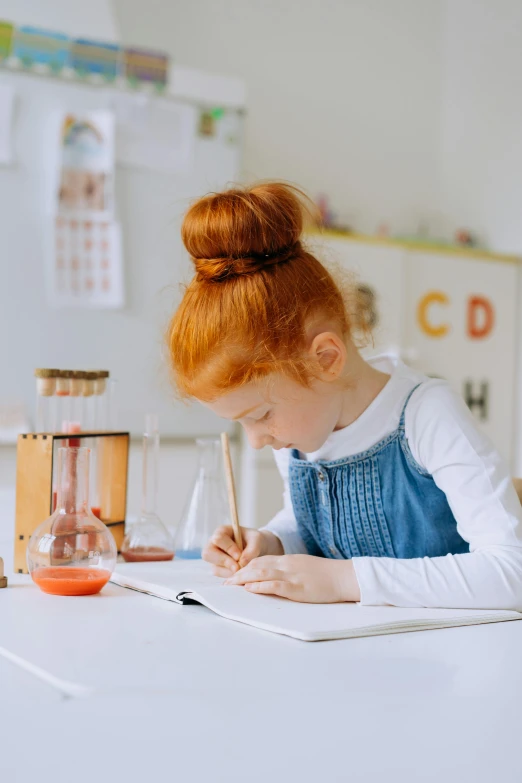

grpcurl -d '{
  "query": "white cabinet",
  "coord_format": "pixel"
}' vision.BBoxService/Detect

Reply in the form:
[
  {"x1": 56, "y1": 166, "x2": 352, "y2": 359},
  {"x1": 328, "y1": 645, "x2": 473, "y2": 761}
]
[
  {"x1": 308, "y1": 236, "x2": 405, "y2": 357},
  {"x1": 404, "y1": 251, "x2": 518, "y2": 464},
  {"x1": 316, "y1": 234, "x2": 520, "y2": 466}
]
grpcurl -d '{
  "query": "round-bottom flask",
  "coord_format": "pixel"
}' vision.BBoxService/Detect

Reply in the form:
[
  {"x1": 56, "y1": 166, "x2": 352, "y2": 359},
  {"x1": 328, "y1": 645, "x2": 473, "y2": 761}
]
[{"x1": 27, "y1": 447, "x2": 117, "y2": 595}]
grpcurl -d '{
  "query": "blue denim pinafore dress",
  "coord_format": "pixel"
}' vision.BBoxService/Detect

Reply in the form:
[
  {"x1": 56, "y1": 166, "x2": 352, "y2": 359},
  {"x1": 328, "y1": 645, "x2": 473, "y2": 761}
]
[{"x1": 289, "y1": 385, "x2": 469, "y2": 560}]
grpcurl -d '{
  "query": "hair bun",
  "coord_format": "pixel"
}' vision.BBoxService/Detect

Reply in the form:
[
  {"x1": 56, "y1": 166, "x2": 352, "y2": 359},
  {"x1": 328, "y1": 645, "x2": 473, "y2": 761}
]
[
  {"x1": 193, "y1": 241, "x2": 302, "y2": 283},
  {"x1": 181, "y1": 183, "x2": 309, "y2": 282}
]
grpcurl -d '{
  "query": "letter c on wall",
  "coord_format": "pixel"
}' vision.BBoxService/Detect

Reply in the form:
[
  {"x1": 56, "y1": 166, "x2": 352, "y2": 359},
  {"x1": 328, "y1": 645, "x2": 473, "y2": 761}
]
[{"x1": 417, "y1": 291, "x2": 449, "y2": 338}]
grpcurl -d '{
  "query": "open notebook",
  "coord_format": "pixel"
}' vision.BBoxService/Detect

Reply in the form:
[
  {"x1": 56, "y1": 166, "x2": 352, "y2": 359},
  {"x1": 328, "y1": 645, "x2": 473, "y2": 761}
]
[{"x1": 110, "y1": 560, "x2": 521, "y2": 642}]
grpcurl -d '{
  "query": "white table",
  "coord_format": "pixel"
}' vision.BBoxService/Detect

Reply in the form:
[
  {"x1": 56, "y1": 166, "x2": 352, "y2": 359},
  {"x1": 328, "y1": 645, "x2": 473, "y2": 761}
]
[{"x1": 1, "y1": 518, "x2": 522, "y2": 783}]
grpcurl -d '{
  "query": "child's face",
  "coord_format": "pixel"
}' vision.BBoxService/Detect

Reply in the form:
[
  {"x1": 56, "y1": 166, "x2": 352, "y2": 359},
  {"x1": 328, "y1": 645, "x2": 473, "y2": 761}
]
[{"x1": 203, "y1": 374, "x2": 342, "y2": 454}]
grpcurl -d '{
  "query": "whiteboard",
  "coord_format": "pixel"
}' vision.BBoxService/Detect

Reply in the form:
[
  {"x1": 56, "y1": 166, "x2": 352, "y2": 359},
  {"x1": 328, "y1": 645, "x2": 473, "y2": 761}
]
[{"x1": 0, "y1": 69, "x2": 243, "y2": 436}]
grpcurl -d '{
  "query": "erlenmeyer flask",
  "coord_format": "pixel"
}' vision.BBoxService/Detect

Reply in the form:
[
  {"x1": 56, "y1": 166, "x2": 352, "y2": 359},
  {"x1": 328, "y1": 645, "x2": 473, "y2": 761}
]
[
  {"x1": 176, "y1": 438, "x2": 231, "y2": 559},
  {"x1": 121, "y1": 414, "x2": 175, "y2": 562},
  {"x1": 27, "y1": 446, "x2": 117, "y2": 595}
]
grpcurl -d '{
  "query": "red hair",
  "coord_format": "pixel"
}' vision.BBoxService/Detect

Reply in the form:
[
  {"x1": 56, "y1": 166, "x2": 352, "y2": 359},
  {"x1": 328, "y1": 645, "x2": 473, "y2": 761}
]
[{"x1": 167, "y1": 183, "x2": 365, "y2": 401}]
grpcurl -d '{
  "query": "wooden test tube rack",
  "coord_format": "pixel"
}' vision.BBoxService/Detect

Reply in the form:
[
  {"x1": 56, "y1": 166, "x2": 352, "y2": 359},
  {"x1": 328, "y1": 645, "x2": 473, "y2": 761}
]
[{"x1": 14, "y1": 431, "x2": 130, "y2": 574}]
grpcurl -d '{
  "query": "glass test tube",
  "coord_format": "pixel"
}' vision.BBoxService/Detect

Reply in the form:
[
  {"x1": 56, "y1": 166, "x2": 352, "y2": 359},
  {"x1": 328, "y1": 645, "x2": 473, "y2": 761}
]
[
  {"x1": 34, "y1": 369, "x2": 58, "y2": 432},
  {"x1": 55, "y1": 370, "x2": 72, "y2": 434},
  {"x1": 85, "y1": 371, "x2": 100, "y2": 518},
  {"x1": 83, "y1": 372, "x2": 97, "y2": 431},
  {"x1": 101, "y1": 378, "x2": 118, "y2": 517},
  {"x1": 107, "y1": 378, "x2": 118, "y2": 430},
  {"x1": 69, "y1": 370, "x2": 86, "y2": 441},
  {"x1": 53, "y1": 370, "x2": 72, "y2": 511},
  {"x1": 93, "y1": 370, "x2": 109, "y2": 430},
  {"x1": 91, "y1": 371, "x2": 110, "y2": 519}
]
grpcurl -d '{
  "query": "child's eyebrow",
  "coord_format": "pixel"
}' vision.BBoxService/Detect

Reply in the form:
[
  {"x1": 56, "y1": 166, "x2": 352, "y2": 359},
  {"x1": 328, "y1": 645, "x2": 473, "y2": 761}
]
[{"x1": 232, "y1": 402, "x2": 264, "y2": 420}]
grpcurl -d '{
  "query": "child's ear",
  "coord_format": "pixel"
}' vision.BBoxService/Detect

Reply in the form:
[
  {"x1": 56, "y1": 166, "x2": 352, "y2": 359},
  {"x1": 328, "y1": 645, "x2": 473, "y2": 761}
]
[{"x1": 309, "y1": 332, "x2": 346, "y2": 380}]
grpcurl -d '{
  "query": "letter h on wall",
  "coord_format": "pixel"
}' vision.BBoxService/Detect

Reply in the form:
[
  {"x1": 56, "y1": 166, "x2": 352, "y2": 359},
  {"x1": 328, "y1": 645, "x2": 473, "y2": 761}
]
[{"x1": 463, "y1": 380, "x2": 489, "y2": 422}]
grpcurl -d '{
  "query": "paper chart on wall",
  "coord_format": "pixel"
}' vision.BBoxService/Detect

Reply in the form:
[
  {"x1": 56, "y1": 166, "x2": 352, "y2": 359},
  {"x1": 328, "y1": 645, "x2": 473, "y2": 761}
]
[
  {"x1": 0, "y1": 82, "x2": 15, "y2": 164},
  {"x1": 113, "y1": 93, "x2": 197, "y2": 172},
  {"x1": 49, "y1": 216, "x2": 124, "y2": 308},
  {"x1": 47, "y1": 110, "x2": 124, "y2": 308},
  {"x1": 56, "y1": 110, "x2": 114, "y2": 215}
]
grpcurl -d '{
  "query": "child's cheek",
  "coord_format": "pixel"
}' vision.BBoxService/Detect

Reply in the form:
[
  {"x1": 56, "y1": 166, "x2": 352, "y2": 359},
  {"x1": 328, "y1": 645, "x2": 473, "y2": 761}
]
[
  {"x1": 269, "y1": 413, "x2": 300, "y2": 440},
  {"x1": 268, "y1": 419, "x2": 288, "y2": 440}
]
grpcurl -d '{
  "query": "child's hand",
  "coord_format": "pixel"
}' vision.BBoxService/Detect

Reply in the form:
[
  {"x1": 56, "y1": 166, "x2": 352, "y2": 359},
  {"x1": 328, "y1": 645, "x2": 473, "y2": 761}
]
[
  {"x1": 203, "y1": 527, "x2": 284, "y2": 578},
  {"x1": 224, "y1": 554, "x2": 361, "y2": 603}
]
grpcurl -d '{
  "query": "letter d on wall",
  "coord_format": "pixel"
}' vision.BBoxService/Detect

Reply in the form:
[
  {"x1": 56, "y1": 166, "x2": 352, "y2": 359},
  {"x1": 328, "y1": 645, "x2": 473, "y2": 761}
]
[
  {"x1": 467, "y1": 296, "x2": 494, "y2": 339},
  {"x1": 417, "y1": 291, "x2": 449, "y2": 338}
]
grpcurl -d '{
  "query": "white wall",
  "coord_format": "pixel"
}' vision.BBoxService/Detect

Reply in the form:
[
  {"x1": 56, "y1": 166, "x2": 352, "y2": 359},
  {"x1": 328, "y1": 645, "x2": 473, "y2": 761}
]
[
  {"x1": 4, "y1": 1, "x2": 522, "y2": 544},
  {"x1": 8, "y1": 1, "x2": 522, "y2": 251},
  {"x1": 113, "y1": 0, "x2": 444, "y2": 237},
  {"x1": 0, "y1": 0, "x2": 119, "y2": 40},
  {"x1": 0, "y1": 0, "x2": 282, "y2": 542},
  {"x1": 113, "y1": 0, "x2": 522, "y2": 251},
  {"x1": 439, "y1": 0, "x2": 522, "y2": 253}
]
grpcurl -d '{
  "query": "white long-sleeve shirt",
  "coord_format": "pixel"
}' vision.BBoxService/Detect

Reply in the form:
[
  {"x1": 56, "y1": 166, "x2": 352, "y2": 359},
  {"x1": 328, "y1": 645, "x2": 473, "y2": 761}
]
[{"x1": 261, "y1": 355, "x2": 522, "y2": 610}]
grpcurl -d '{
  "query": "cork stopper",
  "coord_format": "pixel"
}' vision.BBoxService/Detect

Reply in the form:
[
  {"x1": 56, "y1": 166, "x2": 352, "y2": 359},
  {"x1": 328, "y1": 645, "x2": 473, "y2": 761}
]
[
  {"x1": 0, "y1": 557, "x2": 7, "y2": 588},
  {"x1": 55, "y1": 370, "x2": 72, "y2": 396},
  {"x1": 93, "y1": 370, "x2": 110, "y2": 395},
  {"x1": 84, "y1": 371, "x2": 97, "y2": 397},
  {"x1": 70, "y1": 370, "x2": 86, "y2": 397},
  {"x1": 35, "y1": 368, "x2": 59, "y2": 397}
]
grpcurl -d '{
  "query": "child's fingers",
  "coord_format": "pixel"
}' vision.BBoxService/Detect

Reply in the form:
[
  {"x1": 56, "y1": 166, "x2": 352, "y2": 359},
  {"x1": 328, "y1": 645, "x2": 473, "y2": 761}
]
[
  {"x1": 245, "y1": 580, "x2": 295, "y2": 599},
  {"x1": 238, "y1": 536, "x2": 262, "y2": 568},
  {"x1": 202, "y1": 543, "x2": 239, "y2": 573},
  {"x1": 212, "y1": 565, "x2": 237, "y2": 579},
  {"x1": 225, "y1": 563, "x2": 282, "y2": 586},
  {"x1": 238, "y1": 549, "x2": 257, "y2": 569},
  {"x1": 210, "y1": 526, "x2": 241, "y2": 561}
]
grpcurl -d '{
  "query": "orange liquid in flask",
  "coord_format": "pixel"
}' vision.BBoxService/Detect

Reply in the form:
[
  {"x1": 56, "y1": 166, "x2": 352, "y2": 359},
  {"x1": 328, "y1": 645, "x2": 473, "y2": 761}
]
[{"x1": 31, "y1": 567, "x2": 111, "y2": 596}]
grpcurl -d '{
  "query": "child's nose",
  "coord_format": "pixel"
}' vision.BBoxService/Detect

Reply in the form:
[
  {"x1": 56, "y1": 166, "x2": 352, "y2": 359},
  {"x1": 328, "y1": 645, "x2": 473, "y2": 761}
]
[{"x1": 246, "y1": 429, "x2": 272, "y2": 450}]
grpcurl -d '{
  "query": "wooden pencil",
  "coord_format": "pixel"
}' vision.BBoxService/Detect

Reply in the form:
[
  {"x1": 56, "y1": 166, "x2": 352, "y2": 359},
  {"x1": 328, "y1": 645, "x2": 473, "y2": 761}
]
[{"x1": 220, "y1": 432, "x2": 243, "y2": 552}]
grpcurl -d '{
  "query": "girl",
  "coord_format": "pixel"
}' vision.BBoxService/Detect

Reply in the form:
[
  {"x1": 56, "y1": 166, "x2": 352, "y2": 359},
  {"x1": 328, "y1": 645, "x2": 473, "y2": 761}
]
[{"x1": 168, "y1": 182, "x2": 522, "y2": 609}]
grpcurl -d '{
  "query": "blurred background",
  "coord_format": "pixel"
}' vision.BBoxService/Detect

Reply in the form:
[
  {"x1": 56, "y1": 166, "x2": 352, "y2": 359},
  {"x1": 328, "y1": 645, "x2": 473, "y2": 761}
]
[{"x1": 1, "y1": 0, "x2": 522, "y2": 540}]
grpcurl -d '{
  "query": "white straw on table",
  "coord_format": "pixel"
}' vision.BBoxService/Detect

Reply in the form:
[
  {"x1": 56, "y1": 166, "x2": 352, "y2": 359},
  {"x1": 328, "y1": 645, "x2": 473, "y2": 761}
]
[{"x1": 220, "y1": 432, "x2": 243, "y2": 552}]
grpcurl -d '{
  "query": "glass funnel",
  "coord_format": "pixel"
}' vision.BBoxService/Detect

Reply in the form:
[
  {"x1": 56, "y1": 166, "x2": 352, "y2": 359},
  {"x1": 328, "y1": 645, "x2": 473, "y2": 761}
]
[
  {"x1": 176, "y1": 438, "x2": 231, "y2": 559},
  {"x1": 27, "y1": 447, "x2": 117, "y2": 595},
  {"x1": 121, "y1": 414, "x2": 175, "y2": 562}
]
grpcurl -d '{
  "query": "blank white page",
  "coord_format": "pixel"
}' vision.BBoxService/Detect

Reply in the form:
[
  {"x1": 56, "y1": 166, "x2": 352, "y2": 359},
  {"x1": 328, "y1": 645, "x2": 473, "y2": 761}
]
[{"x1": 111, "y1": 561, "x2": 521, "y2": 641}]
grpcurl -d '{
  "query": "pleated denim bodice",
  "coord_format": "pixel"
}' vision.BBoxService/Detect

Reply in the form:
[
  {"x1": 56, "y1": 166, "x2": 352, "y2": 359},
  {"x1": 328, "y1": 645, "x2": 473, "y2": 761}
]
[{"x1": 289, "y1": 385, "x2": 469, "y2": 560}]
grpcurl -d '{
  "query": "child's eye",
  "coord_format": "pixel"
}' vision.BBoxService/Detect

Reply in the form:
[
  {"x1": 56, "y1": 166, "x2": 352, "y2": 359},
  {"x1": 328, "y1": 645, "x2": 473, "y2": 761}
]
[{"x1": 260, "y1": 410, "x2": 272, "y2": 422}]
